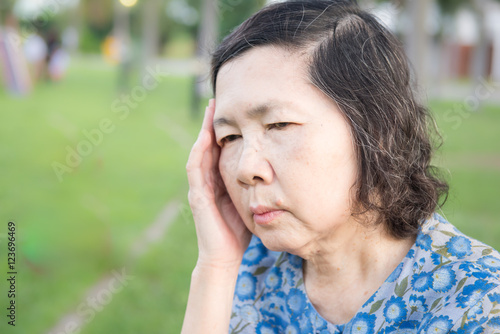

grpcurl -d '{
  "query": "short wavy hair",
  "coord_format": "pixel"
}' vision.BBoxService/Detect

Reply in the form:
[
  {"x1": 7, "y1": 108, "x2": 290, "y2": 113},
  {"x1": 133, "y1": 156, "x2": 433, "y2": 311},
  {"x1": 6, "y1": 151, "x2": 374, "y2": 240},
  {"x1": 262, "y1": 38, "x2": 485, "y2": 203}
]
[{"x1": 210, "y1": 0, "x2": 448, "y2": 239}]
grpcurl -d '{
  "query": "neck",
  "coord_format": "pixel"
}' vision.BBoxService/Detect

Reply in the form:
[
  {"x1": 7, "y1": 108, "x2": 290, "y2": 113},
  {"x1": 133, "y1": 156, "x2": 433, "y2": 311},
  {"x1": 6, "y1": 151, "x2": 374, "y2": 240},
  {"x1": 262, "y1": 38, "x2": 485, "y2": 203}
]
[
  {"x1": 300, "y1": 220, "x2": 415, "y2": 324},
  {"x1": 301, "y1": 218, "x2": 413, "y2": 276}
]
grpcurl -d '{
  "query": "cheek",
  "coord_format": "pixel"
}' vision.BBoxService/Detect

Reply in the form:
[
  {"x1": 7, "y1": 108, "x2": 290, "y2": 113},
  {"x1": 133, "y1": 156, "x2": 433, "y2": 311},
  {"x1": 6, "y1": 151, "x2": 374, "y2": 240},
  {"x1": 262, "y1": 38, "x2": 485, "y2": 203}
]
[
  {"x1": 282, "y1": 130, "x2": 357, "y2": 210},
  {"x1": 219, "y1": 150, "x2": 239, "y2": 190}
]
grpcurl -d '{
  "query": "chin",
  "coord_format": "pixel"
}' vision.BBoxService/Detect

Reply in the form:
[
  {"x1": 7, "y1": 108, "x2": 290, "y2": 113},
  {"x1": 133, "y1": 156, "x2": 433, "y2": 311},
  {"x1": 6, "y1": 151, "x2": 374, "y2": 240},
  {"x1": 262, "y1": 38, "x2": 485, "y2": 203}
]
[{"x1": 256, "y1": 232, "x2": 306, "y2": 255}]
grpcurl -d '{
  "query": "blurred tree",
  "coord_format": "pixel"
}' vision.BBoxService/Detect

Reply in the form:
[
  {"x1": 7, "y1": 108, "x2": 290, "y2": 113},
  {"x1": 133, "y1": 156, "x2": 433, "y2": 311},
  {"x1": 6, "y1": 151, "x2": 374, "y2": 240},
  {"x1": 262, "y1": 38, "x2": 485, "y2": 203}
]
[
  {"x1": 377, "y1": 0, "x2": 499, "y2": 79},
  {"x1": 436, "y1": 0, "x2": 469, "y2": 13},
  {"x1": 190, "y1": 0, "x2": 267, "y2": 117},
  {"x1": 0, "y1": 0, "x2": 15, "y2": 23},
  {"x1": 434, "y1": 0, "x2": 498, "y2": 87},
  {"x1": 218, "y1": 0, "x2": 267, "y2": 38},
  {"x1": 141, "y1": 0, "x2": 161, "y2": 65},
  {"x1": 80, "y1": 0, "x2": 114, "y2": 53},
  {"x1": 113, "y1": 0, "x2": 133, "y2": 90},
  {"x1": 470, "y1": 0, "x2": 489, "y2": 80},
  {"x1": 405, "y1": 0, "x2": 432, "y2": 90},
  {"x1": 191, "y1": 0, "x2": 217, "y2": 117},
  {"x1": 163, "y1": 0, "x2": 201, "y2": 56},
  {"x1": 197, "y1": 0, "x2": 217, "y2": 56}
]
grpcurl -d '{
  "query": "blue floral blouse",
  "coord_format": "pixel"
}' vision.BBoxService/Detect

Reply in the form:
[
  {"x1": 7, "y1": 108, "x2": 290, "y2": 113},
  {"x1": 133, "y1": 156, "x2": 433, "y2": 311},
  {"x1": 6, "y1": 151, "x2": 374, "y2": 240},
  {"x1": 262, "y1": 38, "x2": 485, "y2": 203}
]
[{"x1": 229, "y1": 213, "x2": 500, "y2": 333}]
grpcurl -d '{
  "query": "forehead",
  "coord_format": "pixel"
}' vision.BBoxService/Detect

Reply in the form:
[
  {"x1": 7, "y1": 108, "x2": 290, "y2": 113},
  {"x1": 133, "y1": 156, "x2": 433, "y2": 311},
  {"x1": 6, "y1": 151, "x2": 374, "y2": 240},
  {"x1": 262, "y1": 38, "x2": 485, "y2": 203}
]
[{"x1": 214, "y1": 46, "x2": 310, "y2": 119}]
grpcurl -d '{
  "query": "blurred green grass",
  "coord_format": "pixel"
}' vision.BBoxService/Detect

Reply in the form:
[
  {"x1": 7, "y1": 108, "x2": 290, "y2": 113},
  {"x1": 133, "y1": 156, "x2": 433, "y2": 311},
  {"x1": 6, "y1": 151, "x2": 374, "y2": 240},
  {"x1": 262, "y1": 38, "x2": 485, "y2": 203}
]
[
  {"x1": 432, "y1": 100, "x2": 500, "y2": 248},
  {"x1": 0, "y1": 57, "x2": 498, "y2": 333},
  {"x1": 0, "y1": 57, "x2": 200, "y2": 334}
]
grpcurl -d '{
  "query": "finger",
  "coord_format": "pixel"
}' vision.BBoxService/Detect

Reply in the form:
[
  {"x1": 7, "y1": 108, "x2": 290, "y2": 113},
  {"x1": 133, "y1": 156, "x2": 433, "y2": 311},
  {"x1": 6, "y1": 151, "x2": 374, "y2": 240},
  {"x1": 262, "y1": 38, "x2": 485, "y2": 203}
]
[
  {"x1": 200, "y1": 101, "x2": 218, "y2": 171},
  {"x1": 187, "y1": 106, "x2": 211, "y2": 183},
  {"x1": 207, "y1": 99, "x2": 223, "y2": 189},
  {"x1": 189, "y1": 100, "x2": 214, "y2": 168},
  {"x1": 187, "y1": 101, "x2": 218, "y2": 200},
  {"x1": 202, "y1": 99, "x2": 216, "y2": 135},
  {"x1": 186, "y1": 128, "x2": 211, "y2": 188},
  {"x1": 204, "y1": 99, "x2": 219, "y2": 162}
]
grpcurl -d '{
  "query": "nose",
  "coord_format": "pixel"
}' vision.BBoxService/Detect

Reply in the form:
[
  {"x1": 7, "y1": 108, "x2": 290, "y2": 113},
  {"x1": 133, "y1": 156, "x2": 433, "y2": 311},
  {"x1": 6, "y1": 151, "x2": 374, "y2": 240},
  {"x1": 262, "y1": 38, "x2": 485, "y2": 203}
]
[{"x1": 236, "y1": 142, "x2": 273, "y2": 186}]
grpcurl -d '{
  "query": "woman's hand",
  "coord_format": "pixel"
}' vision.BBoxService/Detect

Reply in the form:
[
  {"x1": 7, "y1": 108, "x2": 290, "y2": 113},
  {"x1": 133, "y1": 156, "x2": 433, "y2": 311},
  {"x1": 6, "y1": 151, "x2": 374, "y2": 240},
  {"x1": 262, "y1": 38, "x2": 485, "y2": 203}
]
[
  {"x1": 182, "y1": 101, "x2": 250, "y2": 334},
  {"x1": 186, "y1": 99, "x2": 252, "y2": 269}
]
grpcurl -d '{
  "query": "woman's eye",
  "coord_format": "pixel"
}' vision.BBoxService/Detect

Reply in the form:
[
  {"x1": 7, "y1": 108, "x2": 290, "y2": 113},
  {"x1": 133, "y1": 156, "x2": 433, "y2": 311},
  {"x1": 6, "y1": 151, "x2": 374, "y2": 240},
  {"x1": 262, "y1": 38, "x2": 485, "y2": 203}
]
[
  {"x1": 220, "y1": 134, "x2": 241, "y2": 146},
  {"x1": 268, "y1": 122, "x2": 291, "y2": 130}
]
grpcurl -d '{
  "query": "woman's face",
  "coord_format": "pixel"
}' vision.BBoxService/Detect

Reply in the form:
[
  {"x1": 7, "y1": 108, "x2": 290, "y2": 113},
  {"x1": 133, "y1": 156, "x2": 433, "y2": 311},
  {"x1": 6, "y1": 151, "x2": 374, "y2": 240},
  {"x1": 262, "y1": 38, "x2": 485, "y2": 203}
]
[{"x1": 214, "y1": 46, "x2": 359, "y2": 255}]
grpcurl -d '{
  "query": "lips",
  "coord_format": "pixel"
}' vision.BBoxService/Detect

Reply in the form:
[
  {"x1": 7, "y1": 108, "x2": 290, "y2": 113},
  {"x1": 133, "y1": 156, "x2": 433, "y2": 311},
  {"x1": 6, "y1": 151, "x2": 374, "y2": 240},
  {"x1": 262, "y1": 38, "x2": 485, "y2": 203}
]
[{"x1": 250, "y1": 205, "x2": 285, "y2": 225}]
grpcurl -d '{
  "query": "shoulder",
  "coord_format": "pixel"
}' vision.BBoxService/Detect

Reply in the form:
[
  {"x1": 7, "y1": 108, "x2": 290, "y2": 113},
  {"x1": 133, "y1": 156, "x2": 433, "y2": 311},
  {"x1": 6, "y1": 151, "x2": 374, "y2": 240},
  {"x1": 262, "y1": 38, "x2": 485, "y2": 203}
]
[
  {"x1": 362, "y1": 214, "x2": 500, "y2": 333},
  {"x1": 418, "y1": 213, "x2": 500, "y2": 280},
  {"x1": 406, "y1": 213, "x2": 500, "y2": 331}
]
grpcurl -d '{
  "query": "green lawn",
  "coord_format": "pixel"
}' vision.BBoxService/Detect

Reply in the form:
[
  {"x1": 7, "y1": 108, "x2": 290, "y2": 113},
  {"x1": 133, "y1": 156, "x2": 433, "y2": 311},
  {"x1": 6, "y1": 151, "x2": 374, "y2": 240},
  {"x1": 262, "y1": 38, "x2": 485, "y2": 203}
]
[
  {"x1": 0, "y1": 57, "x2": 498, "y2": 333},
  {"x1": 0, "y1": 57, "x2": 200, "y2": 334},
  {"x1": 431, "y1": 100, "x2": 500, "y2": 250}
]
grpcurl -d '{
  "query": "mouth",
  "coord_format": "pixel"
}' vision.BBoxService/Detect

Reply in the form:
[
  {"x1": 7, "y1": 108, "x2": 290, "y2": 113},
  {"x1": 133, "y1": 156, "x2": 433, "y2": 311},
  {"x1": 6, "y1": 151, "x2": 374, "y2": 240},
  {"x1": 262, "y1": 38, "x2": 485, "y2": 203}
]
[{"x1": 250, "y1": 205, "x2": 285, "y2": 226}]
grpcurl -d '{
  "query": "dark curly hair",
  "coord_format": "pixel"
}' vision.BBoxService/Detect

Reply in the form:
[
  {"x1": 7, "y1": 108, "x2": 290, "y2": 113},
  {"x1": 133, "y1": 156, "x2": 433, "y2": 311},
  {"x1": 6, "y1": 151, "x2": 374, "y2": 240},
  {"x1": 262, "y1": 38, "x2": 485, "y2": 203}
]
[{"x1": 210, "y1": 0, "x2": 449, "y2": 239}]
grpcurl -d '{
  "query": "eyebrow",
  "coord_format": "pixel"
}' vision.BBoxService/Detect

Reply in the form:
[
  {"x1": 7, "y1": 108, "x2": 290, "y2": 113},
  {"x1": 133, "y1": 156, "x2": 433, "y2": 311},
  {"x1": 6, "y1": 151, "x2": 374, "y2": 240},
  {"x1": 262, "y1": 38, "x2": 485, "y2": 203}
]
[{"x1": 213, "y1": 103, "x2": 278, "y2": 129}]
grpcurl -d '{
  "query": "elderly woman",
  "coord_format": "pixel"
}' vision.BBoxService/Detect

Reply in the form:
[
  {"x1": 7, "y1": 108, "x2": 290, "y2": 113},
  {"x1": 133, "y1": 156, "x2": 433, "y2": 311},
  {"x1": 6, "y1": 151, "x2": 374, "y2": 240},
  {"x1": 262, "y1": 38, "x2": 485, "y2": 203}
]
[{"x1": 182, "y1": 1, "x2": 500, "y2": 333}]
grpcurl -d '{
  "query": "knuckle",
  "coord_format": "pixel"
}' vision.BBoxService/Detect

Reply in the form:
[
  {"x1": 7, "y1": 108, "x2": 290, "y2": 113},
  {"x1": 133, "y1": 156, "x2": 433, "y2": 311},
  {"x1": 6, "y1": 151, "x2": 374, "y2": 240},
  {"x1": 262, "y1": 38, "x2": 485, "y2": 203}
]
[
  {"x1": 188, "y1": 189, "x2": 209, "y2": 208},
  {"x1": 187, "y1": 190, "x2": 195, "y2": 203}
]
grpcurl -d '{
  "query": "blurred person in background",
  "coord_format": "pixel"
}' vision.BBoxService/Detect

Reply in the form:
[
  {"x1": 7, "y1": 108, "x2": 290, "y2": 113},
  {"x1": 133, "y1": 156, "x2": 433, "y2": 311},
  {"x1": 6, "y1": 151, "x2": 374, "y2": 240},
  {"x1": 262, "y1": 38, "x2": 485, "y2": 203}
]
[
  {"x1": 23, "y1": 31, "x2": 47, "y2": 84},
  {"x1": 0, "y1": 14, "x2": 31, "y2": 95},
  {"x1": 61, "y1": 26, "x2": 79, "y2": 54},
  {"x1": 182, "y1": 1, "x2": 500, "y2": 333},
  {"x1": 45, "y1": 29, "x2": 70, "y2": 82}
]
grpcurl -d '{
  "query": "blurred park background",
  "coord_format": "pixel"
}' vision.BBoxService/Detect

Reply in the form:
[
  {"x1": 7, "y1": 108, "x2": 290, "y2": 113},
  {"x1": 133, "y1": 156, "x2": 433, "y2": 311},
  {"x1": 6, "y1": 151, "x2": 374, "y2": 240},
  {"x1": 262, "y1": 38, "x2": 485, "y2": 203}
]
[{"x1": 0, "y1": 0, "x2": 499, "y2": 333}]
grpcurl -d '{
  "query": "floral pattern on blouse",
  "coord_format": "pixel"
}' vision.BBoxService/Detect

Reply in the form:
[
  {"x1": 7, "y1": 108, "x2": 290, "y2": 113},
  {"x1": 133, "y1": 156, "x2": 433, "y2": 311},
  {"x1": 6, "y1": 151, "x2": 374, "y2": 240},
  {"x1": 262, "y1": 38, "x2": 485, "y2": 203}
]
[{"x1": 229, "y1": 213, "x2": 500, "y2": 333}]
